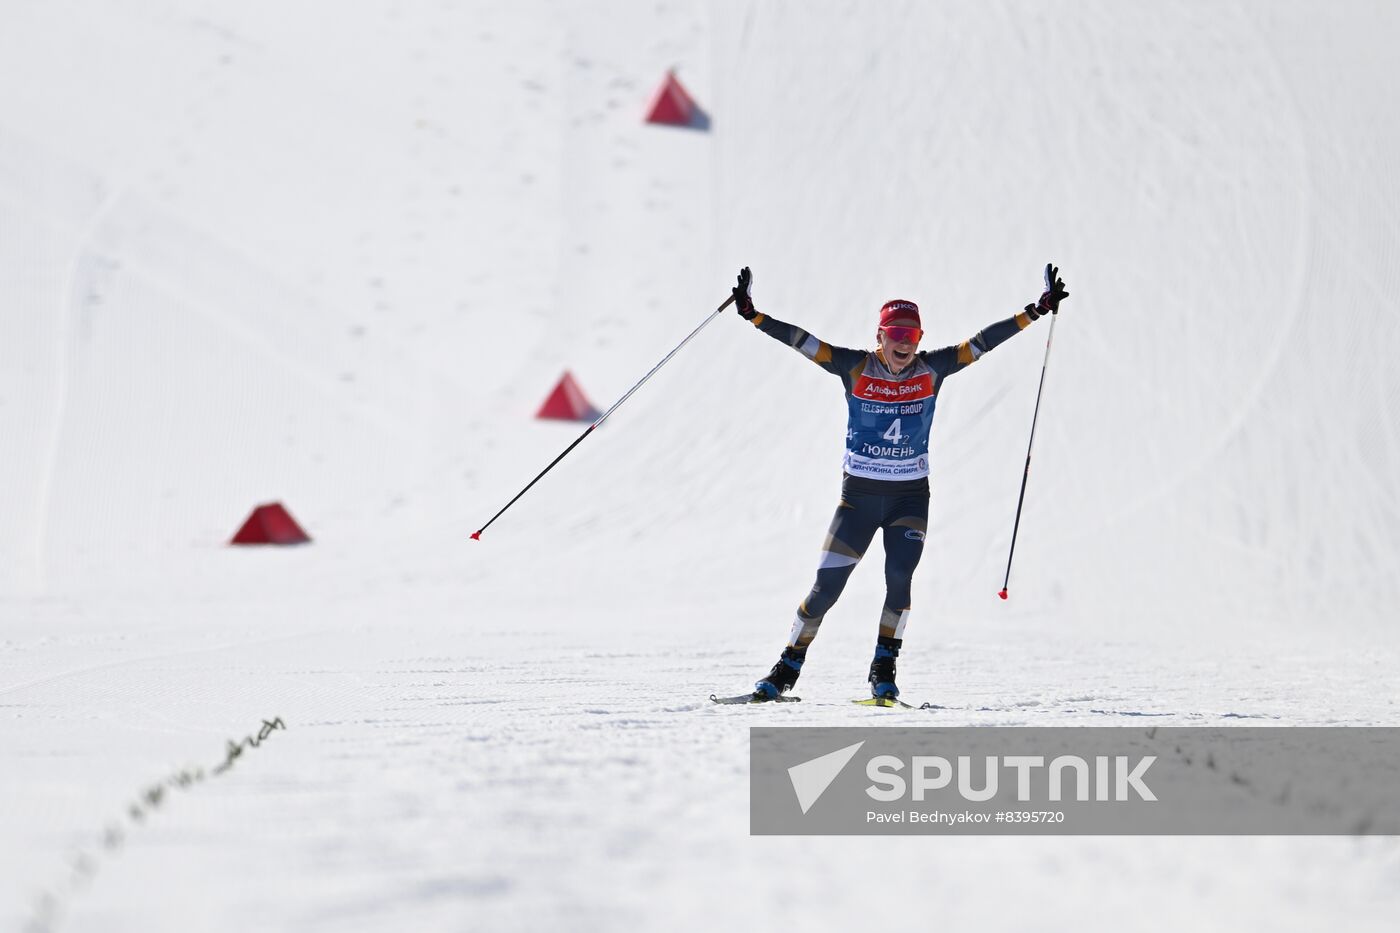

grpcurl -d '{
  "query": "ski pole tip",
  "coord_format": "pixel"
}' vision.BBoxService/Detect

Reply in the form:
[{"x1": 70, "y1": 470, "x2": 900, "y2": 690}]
[
  {"x1": 998, "y1": 588, "x2": 1008, "y2": 600},
  {"x1": 470, "y1": 531, "x2": 482, "y2": 541}
]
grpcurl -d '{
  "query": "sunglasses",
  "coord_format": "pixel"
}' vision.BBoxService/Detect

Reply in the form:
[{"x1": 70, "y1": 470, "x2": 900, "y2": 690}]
[{"x1": 880, "y1": 325, "x2": 923, "y2": 344}]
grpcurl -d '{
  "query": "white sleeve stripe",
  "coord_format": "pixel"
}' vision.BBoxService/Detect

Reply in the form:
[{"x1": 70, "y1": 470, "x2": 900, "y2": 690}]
[{"x1": 800, "y1": 334, "x2": 821, "y2": 359}]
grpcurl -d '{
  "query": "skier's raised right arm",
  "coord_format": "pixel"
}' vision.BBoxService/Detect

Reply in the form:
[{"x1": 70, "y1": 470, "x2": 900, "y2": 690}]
[{"x1": 731, "y1": 267, "x2": 862, "y2": 378}]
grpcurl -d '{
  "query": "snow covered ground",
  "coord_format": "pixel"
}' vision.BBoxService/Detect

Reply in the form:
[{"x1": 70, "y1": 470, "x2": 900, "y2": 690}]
[{"x1": 3, "y1": 1, "x2": 1399, "y2": 930}]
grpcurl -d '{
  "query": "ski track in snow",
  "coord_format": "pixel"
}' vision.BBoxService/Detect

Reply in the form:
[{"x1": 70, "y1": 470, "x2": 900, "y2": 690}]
[
  {"x1": 32, "y1": 189, "x2": 125, "y2": 594},
  {"x1": 5, "y1": 607, "x2": 1399, "y2": 933}
]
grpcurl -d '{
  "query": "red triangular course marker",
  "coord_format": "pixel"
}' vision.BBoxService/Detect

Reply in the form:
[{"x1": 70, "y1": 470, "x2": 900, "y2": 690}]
[
  {"x1": 230, "y1": 502, "x2": 311, "y2": 546},
  {"x1": 645, "y1": 70, "x2": 707, "y2": 129},
  {"x1": 536, "y1": 370, "x2": 602, "y2": 422}
]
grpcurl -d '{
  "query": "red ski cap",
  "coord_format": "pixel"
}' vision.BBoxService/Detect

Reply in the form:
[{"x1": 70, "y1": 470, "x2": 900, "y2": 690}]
[{"x1": 880, "y1": 299, "x2": 920, "y2": 327}]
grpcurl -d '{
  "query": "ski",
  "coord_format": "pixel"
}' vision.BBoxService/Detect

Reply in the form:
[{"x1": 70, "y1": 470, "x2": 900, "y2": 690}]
[
  {"x1": 852, "y1": 697, "x2": 918, "y2": 709},
  {"x1": 709, "y1": 693, "x2": 802, "y2": 705}
]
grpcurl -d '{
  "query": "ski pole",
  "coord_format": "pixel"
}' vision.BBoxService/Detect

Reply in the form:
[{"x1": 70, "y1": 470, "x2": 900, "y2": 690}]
[
  {"x1": 471, "y1": 293, "x2": 737, "y2": 541},
  {"x1": 998, "y1": 310, "x2": 1059, "y2": 599}
]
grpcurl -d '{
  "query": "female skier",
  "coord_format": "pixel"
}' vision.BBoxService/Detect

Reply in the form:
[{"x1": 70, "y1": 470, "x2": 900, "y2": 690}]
[{"x1": 730, "y1": 264, "x2": 1067, "y2": 700}]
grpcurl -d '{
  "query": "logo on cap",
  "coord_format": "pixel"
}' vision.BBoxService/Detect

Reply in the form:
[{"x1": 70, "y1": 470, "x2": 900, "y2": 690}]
[{"x1": 879, "y1": 299, "x2": 921, "y2": 327}]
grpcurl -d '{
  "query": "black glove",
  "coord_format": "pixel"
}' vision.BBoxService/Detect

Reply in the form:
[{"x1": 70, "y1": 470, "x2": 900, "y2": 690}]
[
  {"x1": 1025, "y1": 263, "x2": 1068, "y2": 318},
  {"x1": 732, "y1": 266, "x2": 757, "y2": 320}
]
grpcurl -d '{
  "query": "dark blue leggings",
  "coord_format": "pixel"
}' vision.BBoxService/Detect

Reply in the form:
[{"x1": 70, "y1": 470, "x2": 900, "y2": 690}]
[{"x1": 787, "y1": 476, "x2": 929, "y2": 648}]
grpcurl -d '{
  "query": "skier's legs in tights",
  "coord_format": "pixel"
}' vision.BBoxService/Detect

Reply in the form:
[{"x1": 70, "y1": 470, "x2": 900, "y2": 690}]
[
  {"x1": 877, "y1": 493, "x2": 929, "y2": 643},
  {"x1": 787, "y1": 498, "x2": 881, "y2": 650}
]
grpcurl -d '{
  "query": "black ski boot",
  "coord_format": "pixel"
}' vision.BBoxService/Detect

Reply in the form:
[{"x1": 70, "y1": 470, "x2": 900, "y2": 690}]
[
  {"x1": 868, "y1": 636, "x2": 902, "y2": 699},
  {"x1": 754, "y1": 646, "x2": 806, "y2": 699}
]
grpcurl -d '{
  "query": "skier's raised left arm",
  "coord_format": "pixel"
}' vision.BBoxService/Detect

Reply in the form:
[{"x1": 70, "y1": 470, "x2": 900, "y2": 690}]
[{"x1": 922, "y1": 264, "x2": 1068, "y2": 377}]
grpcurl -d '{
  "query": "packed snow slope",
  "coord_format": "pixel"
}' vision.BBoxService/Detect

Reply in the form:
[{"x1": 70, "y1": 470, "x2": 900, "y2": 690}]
[
  {"x1": 3, "y1": 2, "x2": 1400, "y2": 932},
  {"x1": 2, "y1": 1, "x2": 1398, "y2": 631}
]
